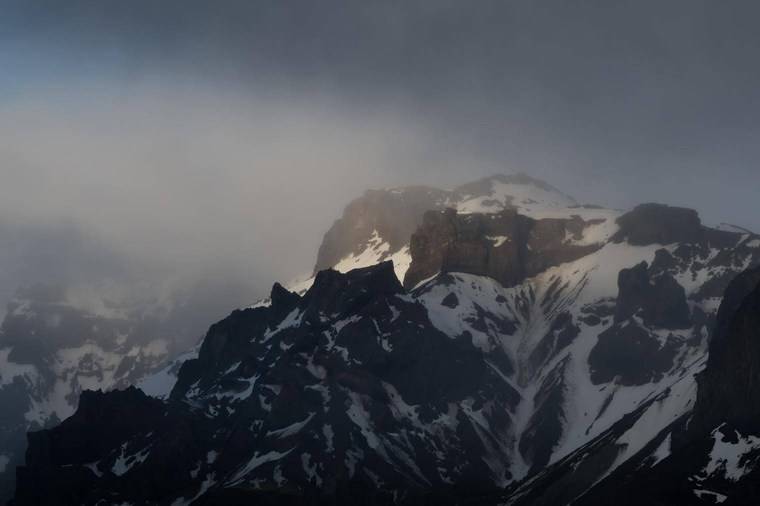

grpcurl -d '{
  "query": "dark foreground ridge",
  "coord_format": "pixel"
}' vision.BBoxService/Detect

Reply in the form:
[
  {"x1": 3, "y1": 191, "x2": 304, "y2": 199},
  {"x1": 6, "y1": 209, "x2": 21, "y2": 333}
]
[{"x1": 12, "y1": 262, "x2": 520, "y2": 505}]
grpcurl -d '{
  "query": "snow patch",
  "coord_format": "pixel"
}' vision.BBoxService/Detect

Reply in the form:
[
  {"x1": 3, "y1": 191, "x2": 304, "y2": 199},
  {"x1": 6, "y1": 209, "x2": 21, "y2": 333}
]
[
  {"x1": 138, "y1": 347, "x2": 199, "y2": 399},
  {"x1": 266, "y1": 412, "x2": 316, "y2": 439},
  {"x1": 487, "y1": 235, "x2": 510, "y2": 247},
  {"x1": 698, "y1": 425, "x2": 760, "y2": 482},
  {"x1": 227, "y1": 449, "x2": 294, "y2": 486}
]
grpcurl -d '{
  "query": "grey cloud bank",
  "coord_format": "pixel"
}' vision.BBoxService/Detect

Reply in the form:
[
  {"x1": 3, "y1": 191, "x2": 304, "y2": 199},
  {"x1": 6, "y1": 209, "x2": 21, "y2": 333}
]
[{"x1": 1, "y1": 0, "x2": 760, "y2": 312}]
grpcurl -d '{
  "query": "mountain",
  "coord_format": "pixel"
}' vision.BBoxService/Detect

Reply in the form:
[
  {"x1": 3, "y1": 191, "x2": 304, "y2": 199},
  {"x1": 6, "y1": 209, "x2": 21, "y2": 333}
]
[
  {"x1": 10, "y1": 173, "x2": 760, "y2": 505},
  {"x1": 286, "y1": 173, "x2": 590, "y2": 295},
  {"x1": 0, "y1": 279, "x2": 246, "y2": 503},
  {"x1": 0, "y1": 285, "x2": 174, "y2": 502},
  {"x1": 515, "y1": 265, "x2": 760, "y2": 506}
]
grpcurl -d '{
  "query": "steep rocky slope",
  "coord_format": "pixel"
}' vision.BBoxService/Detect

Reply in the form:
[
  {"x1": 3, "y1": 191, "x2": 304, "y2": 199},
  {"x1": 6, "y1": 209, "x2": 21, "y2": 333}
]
[
  {"x1": 14, "y1": 263, "x2": 523, "y2": 505},
  {"x1": 527, "y1": 265, "x2": 760, "y2": 506},
  {"x1": 313, "y1": 173, "x2": 577, "y2": 277},
  {"x1": 11, "y1": 173, "x2": 760, "y2": 505}
]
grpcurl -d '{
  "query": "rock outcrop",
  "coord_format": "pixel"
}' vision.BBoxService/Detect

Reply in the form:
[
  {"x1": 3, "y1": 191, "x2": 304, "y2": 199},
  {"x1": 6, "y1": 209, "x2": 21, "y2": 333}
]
[
  {"x1": 314, "y1": 186, "x2": 447, "y2": 273},
  {"x1": 313, "y1": 173, "x2": 584, "y2": 281},
  {"x1": 614, "y1": 261, "x2": 691, "y2": 329},
  {"x1": 612, "y1": 203, "x2": 703, "y2": 246},
  {"x1": 690, "y1": 266, "x2": 760, "y2": 436},
  {"x1": 588, "y1": 322, "x2": 678, "y2": 385},
  {"x1": 403, "y1": 208, "x2": 601, "y2": 289}
]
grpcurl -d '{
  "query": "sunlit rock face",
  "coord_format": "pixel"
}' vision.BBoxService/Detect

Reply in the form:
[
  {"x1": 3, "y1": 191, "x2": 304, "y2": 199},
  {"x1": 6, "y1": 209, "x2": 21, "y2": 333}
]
[
  {"x1": 12, "y1": 173, "x2": 760, "y2": 505},
  {"x1": 310, "y1": 173, "x2": 583, "y2": 288},
  {"x1": 403, "y1": 207, "x2": 601, "y2": 289}
]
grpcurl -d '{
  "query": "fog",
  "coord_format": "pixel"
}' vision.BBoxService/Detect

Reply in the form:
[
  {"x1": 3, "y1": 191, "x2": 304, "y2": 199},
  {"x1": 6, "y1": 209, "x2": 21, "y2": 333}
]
[
  {"x1": 2, "y1": 0, "x2": 760, "y2": 326},
  {"x1": 0, "y1": 83, "x2": 504, "y2": 319}
]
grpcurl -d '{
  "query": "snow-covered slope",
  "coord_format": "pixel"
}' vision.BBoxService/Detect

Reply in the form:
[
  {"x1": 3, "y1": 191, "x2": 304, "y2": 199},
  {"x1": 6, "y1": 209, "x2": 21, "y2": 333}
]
[
  {"x1": 529, "y1": 265, "x2": 760, "y2": 506},
  {"x1": 136, "y1": 346, "x2": 200, "y2": 400},
  {"x1": 452, "y1": 174, "x2": 578, "y2": 216},
  {"x1": 412, "y1": 219, "x2": 760, "y2": 484}
]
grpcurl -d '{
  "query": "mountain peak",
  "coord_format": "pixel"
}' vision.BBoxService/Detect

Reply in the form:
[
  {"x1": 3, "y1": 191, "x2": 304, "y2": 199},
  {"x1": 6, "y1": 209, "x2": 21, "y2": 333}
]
[
  {"x1": 468, "y1": 172, "x2": 574, "y2": 198},
  {"x1": 452, "y1": 172, "x2": 578, "y2": 215},
  {"x1": 313, "y1": 173, "x2": 584, "y2": 278},
  {"x1": 302, "y1": 260, "x2": 404, "y2": 318}
]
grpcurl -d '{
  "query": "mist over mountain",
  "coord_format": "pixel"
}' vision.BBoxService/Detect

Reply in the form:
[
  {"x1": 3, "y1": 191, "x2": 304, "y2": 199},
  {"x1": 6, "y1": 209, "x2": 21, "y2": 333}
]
[{"x1": 3, "y1": 1, "x2": 760, "y2": 505}]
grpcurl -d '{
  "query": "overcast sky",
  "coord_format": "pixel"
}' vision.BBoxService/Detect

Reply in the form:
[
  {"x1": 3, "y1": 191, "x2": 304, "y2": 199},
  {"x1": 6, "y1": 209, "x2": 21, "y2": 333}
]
[{"x1": 1, "y1": 0, "x2": 760, "y2": 306}]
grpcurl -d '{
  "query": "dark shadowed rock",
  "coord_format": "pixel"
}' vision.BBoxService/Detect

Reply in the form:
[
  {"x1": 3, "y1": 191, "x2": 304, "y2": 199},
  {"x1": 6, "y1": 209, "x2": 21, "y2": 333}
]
[
  {"x1": 706, "y1": 265, "x2": 760, "y2": 349},
  {"x1": 15, "y1": 262, "x2": 523, "y2": 506},
  {"x1": 612, "y1": 203, "x2": 703, "y2": 246},
  {"x1": 269, "y1": 282, "x2": 301, "y2": 321},
  {"x1": 690, "y1": 266, "x2": 760, "y2": 436},
  {"x1": 440, "y1": 292, "x2": 459, "y2": 308},
  {"x1": 403, "y1": 208, "x2": 462, "y2": 289},
  {"x1": 302, "y1": 260, "x2": 403, "y2": 320},
  {"x1": 588, "y1": 322, "x2": 678, "y2": 385},
  {"x1": 13, "y1": 387, "x2": 216, "y2": 506},
  {"x1": 615, "y1": 261, "x2": 691, "y2": 329},
  {"x1": 560, "y1": 266, "x2": 760, "y2": 506}
]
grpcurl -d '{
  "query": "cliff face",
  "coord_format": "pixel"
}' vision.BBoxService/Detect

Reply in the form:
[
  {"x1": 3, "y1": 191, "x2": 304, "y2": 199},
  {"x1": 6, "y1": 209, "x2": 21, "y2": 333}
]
[
  {"x1": 312, "y1": 173, "x2": 579, "y2": 281},
  {"x1": 611, "y1": 203, "x2": 704, "y2": 246},
  {"x1": 314, "y1": 186, "x2": 447, "y2": 273},
  {"x1": 690, "y1": 266, "x2": 760, "y2": 436},
  {"x1": 614, "y1": 261, "x2": 691, "y2": 329},
  {"x1": 403, "y1": 208, "x2": 601, "y2": 290}
]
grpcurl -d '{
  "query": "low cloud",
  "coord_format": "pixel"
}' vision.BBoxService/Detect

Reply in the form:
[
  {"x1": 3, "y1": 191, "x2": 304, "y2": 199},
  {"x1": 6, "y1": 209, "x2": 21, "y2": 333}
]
[{"x1": 0, "y1": 82, "x2": 499, "y2": 320}]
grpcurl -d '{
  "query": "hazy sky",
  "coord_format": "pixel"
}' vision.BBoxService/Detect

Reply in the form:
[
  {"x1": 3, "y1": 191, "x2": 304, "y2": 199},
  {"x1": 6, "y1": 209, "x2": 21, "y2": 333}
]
[{"x1": 2, "y1": 0, "x2": 760, "y2": 305}]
